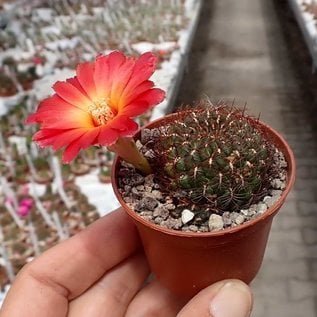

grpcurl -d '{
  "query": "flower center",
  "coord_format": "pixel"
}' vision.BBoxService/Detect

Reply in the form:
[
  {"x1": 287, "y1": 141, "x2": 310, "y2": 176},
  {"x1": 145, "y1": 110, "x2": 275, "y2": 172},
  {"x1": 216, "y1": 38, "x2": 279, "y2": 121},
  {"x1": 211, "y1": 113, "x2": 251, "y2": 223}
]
[{"x1": 88, "y1": 99, "x2": 115, "y2": 126}]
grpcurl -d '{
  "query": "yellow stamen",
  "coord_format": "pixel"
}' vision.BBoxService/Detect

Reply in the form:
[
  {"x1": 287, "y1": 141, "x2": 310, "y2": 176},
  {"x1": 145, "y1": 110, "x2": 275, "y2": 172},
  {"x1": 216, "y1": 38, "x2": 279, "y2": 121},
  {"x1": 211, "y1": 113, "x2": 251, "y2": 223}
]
[{"x1": 88, "y1": 99, "x2": 115, "y2": 126}]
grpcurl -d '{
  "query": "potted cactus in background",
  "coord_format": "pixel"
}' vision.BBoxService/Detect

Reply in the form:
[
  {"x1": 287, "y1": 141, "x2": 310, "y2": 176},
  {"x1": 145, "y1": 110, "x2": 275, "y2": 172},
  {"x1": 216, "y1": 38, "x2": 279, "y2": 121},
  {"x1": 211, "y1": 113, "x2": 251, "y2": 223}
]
[
  {"x1": 27, "y1": 50, "x2": 295, "y2": 297},
  {"x1": 16, "y1": 66, "x2": 38, "y2": 91},
  {"x1": 98, "y1": 165, "x2": 112, "y2": 184},
  {"x1": 0, "y1": 72, "x2": 18, "y2": 97},
  {"x1": 32, "y1": 156, "x2": 53, "y2": 184},
  {"x1": 0, "y1": 71, "x2": 23, "y2": 113}
]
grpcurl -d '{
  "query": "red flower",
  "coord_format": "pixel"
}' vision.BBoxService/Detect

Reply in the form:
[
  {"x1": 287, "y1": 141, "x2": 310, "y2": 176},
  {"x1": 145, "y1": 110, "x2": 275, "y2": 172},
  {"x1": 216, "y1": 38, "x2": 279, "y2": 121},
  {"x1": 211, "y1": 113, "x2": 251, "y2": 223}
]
[
  {"x1": 27, "y1": 51, "x2": 165, "y2": 163},
  {"x1": 32, "y1": 56, "x2": 44, "y2": 65}
]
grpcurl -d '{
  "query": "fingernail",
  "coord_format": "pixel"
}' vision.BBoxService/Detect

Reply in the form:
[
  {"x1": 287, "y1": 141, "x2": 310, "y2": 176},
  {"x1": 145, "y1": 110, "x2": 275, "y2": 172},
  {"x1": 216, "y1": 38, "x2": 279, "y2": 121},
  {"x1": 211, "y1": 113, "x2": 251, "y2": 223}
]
[{"x1": 209, "y1": 281, "x2": 252, "y2": 317}]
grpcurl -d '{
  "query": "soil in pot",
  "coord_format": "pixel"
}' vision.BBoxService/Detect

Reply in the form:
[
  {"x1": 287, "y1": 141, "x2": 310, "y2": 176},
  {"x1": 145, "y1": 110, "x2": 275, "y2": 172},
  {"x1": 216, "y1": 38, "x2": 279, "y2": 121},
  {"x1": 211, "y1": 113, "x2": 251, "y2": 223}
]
[{"x1": 70, "y1": 161, "x2": 90, "y2": 175}]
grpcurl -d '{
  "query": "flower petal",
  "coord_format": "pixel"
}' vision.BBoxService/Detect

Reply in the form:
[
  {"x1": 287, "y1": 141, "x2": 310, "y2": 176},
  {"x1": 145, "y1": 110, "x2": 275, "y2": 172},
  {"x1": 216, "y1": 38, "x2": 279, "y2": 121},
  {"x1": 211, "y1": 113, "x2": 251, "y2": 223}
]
[
  {"x1": 34, "y1": 94, "x2": 86, "y2": 115},
  {"x1": 76, "y1": 62, "x2": 97, "y2": 100},
  {"x1": 121, "y1": 52, "x2": 157, "y2": 95},
  {"x1": 53, "y1": 81, "x2": 91, "y2": 110},
  {"x1": 119, "y1": 122, "x2": 139, "y2": 137},
  {"x1": 79, "y1": 127, "x2": 101, "y2": 149},
  {"x1": 62, "y1": 140, "x2": 82, "y2": 163},
  {"x1": 98, "y1": 126, "x2": 119, "y2": 146},
  {"x1": 108, "y1": 115, "x2": 138, "y2": 135},
  {"x1": 120, "y1": 101, "x2": 149, "y2": 117},
  {"x1": 27, "y1": 95, "x2": 86, "y2": 124},
  {"x1": 33, "y1": 128, "x2": 87, "y2": 150},
  {"x1": 66, "y1": 77, "x2": 91, "y2": 101},
  {"x1": 36, "y1": 107, "x2": 93, "y2": 129},
  {"x1": 33, "y1": 129, "x2": 66, "y2": 142},
  {"x1": 94, "y1": 51, "x2": 126, "y2": 100},
  {"x1": 110, "y1": 58, "x2": 135, "y2": 110},
  {"x1": 108, "y1": 51, "x2": 127, "y2": 75},
  {"x1": 137, "y1": 88, "x2": 166, "y2": 105},
  {"x1": 121, "y1": 88, "x2": 165, "y2": 117},
  {"x1": 93, "y1": 55, "x2": 110, "y2": 99},
  {"x1": 62, "y1": 127, "x2": 102, "y2": 163},
  {"x1": 96, "y1": 115, "x2": 138, "y2": 146},
  {"x1": 118, "y1": 80, "x2": 154, "y2": 109},
  {"x1": 51, "y1": 129, "x2": 89, "y2": 150}
]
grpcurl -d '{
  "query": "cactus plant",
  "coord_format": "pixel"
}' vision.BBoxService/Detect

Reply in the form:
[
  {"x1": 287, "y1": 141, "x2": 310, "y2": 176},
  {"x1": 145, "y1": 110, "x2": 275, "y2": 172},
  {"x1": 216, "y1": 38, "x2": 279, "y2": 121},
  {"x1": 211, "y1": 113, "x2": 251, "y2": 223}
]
[
  {"x1": 16, "y1": 67, "x2": 37, "y2": 91},
  {"x1": 149, "y1": 102, "x2": 276, "y2": 213},
  {"x1": 0, "y1": 72, "x2": 17, "y2": 97}
]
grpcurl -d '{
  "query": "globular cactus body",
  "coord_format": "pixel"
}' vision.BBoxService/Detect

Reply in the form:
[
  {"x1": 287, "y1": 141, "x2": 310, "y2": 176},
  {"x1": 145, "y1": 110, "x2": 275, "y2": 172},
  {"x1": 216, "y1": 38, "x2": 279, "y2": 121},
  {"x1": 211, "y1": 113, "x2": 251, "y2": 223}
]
[{"x1": 151, "y1": 103, "x2": 275, "y2": 213}]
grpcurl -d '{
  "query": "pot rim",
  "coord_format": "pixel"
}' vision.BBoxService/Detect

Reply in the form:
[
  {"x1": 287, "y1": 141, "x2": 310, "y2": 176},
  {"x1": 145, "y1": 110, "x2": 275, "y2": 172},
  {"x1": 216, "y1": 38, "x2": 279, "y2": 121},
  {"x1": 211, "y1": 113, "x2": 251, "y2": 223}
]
[{"x1": 111, "y1": 113, "x2": 296, "y2": 238}]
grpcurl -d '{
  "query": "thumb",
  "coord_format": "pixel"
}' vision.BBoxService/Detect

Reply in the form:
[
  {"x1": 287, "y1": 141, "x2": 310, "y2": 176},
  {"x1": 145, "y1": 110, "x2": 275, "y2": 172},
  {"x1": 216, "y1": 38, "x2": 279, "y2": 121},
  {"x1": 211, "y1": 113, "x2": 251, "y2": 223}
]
[{"x1": 177, "y1": 279, "x2": 253, "y2": 317}]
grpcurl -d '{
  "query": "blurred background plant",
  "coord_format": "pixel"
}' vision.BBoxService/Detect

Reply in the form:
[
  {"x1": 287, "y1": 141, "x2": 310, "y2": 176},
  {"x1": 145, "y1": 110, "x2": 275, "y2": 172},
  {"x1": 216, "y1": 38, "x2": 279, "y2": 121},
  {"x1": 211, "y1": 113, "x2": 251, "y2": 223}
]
[{"x1": 0, "y1": 0, "x2": 197, "y2": 293}]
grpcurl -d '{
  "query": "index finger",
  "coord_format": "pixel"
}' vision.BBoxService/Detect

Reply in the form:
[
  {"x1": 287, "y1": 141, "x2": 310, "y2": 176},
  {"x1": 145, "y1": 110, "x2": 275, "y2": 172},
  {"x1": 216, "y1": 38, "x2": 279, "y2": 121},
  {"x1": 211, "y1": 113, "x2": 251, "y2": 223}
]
[{"x1": 0, "y1": 208, "x2": 140, "y2": 317}]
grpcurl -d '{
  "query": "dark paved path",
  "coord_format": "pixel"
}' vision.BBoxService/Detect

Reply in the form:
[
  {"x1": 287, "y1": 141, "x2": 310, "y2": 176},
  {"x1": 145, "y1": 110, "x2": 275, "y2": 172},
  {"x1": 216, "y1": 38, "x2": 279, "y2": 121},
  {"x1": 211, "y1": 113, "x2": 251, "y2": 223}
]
[{"x1": 175, "y1": 0, "x2": 317, "y2": 316}]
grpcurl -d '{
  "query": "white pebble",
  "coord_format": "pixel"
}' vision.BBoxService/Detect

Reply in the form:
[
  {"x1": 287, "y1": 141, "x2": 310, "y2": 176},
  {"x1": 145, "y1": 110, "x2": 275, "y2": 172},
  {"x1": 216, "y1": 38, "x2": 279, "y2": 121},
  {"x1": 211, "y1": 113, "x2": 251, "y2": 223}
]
[
  {"x1": 181, "y1": 209, "x2": 195, "y2": 224},
  {"x1": 235, "y1": 214, "x2": 245, "y2": 225},
  {"x1": 271, "y1": 179, "x2": 284, "y2": 189},
  {"x1": 165, "y1": 203, "x2": 176, "y2": 210},
  {"x1": 264, "y1": 195, "x2": 280, "y2": 208},
  {"x1": 263, "y1": 196, "x2": 272, "y2": 203},
  {"x1": 208, "y1": 214, "x2": 224, "y2": 231},
  {"x1": 270, "y1": 190, "x2": 283, "y2": 197},
  {"x1": 256, "y1": 203, "x2": 268, "y2": 214},
  {"x1": 188, "y1": 225, "x2": 198, "y2": 232}
]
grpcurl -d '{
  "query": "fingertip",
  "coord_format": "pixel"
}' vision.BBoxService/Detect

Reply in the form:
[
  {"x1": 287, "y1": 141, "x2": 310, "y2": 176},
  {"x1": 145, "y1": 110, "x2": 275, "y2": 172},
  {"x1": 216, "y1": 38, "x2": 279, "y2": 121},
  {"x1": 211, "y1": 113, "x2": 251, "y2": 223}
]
[
  {"x1": 209, "y1": 280, "x2": 253, "y2": 317},
  {"x1": 177, "y1": 279, "x2": 253, "y2": 317}
]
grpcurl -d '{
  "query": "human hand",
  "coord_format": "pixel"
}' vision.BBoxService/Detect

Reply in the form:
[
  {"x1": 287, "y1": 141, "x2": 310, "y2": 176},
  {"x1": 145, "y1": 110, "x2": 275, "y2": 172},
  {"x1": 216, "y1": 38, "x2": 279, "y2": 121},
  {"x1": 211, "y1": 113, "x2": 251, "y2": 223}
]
[{"x1": 0, "y1": 208, "x2": 253, "y2": 317}]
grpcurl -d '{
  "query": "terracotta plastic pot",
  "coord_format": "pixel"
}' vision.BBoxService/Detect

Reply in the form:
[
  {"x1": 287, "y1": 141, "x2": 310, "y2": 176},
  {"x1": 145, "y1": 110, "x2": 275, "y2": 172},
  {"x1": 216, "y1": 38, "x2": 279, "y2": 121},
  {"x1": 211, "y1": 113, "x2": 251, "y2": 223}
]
[{"x1": 111, "y1": 114, "x2": 296, "y2": 297}]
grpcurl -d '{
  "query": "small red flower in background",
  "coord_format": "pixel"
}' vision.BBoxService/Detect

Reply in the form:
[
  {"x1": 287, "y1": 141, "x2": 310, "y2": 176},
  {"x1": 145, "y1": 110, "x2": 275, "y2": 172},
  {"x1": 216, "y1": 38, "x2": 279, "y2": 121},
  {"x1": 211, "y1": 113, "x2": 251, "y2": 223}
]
[
  {"x1": 32, "y1": 56, "x2": 45, "y2": 65},
  {"x1": 27, "y1": 51, "x2": 165, "y2": 163},
  {"x1": 17, "y1": 198, "x2": 33, "y2": 217}
]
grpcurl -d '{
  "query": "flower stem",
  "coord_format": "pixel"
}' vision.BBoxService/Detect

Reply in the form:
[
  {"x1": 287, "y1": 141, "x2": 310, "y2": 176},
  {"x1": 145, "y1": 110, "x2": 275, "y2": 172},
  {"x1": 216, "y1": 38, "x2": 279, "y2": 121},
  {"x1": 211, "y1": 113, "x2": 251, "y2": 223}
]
[{"x1": 108, "y1": 137, "x2": 152, "y2": 175}]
